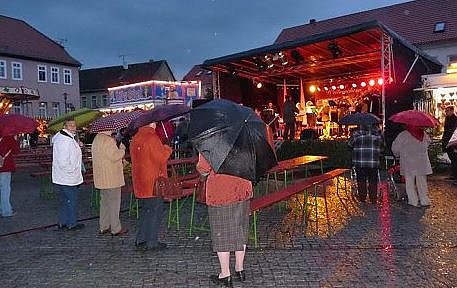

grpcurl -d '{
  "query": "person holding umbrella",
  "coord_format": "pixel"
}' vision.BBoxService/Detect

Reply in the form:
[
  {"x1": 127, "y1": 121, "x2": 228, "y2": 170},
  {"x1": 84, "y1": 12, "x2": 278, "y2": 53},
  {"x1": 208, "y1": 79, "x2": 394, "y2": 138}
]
[
  {"x1": 130, "y1": 122, "x2": 172, "y2": 251},
  {"x1": 52, "y1": 119, "x2": 85, "y2": 230},
  {"x1": 348, "y1": 123, "x2": 382, "y2": 203},
  {"x1": 91, "y1": 130, "x2": 128, "y2": 236},
  {"x1": 0, "y1": 135, "x2": 20, "y2": 217},
  {"x1": 391, "y1": 125, "x2": 432, "y2": 207},
  {"x1": 190, "y1": 99, "x2": 277, "y2": 286}
]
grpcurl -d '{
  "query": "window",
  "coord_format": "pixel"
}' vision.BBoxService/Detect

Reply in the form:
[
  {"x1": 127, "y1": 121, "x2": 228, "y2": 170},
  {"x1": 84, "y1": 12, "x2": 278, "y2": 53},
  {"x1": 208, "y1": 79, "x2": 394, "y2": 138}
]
[
  {"x1": 81, "y1": 96, "x2": 87, "y2": 108},
  {"x1": 52, "y1": 102, "x2": 60, "y2": 117},
  {"x1": 12, "y1": 62, "x2": 22, "y2": 80},
  {"x1": 51, "y1": 67, "x2": 59, "y2": 83},
  {"x1": 23, "y1": 102, "x2": 32, "y2": 117},
  {"x1": 38, "y1": 65, "x2": 47, "y2": 82},
  {"x1": 12, "y1": 102, "x2": 22, "y2": 114},
  {"x1": 38, "y1": 102, "x2": 47, "y2": 118},
  {"x1": 91, "y1": 95, "x2": 97, "y2": 108},
  {"x1": 0, "y1": 60, "x2": 6, "y2": 79},
  {"x1": 63, "y1": 68, "x2": 72, "y2": 85},
  {"x1": 102, "y1": 95, "x2": 108, "y2": 107},
  {"x1": 434, "y1": 22, "x2": 446, "y2": 33}
]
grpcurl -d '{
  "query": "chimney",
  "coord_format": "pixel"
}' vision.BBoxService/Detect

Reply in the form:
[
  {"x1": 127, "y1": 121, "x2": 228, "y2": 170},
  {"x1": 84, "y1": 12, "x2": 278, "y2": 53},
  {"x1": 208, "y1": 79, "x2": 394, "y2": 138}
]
[{"x1": 309, "y1": 19, "x2": 316, "y2": 24}]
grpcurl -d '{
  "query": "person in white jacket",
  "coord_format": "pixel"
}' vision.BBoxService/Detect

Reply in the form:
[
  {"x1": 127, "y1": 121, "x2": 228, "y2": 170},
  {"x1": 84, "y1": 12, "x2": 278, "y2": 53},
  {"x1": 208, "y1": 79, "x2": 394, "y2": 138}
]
[
  {"x1": 52, "y1": 119, "x2": 84, "y2": 230},
  {"x1": 391, "y1": 125, "x2": 432, "y2": 207}
]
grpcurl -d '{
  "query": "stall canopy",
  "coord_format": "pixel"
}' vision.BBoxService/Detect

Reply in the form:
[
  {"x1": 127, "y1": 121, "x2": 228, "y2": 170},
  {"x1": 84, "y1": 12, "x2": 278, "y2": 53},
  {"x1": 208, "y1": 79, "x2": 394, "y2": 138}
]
[{"x1": 203, "y1": 20, "x2": 442, "y2": 125}]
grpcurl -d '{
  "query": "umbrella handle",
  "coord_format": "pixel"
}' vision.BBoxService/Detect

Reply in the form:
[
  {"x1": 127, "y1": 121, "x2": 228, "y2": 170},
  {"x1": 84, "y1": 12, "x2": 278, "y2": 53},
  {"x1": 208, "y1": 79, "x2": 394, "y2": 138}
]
[{"x1": 160, "y1": 121, "x2": 169, "y2": 139}]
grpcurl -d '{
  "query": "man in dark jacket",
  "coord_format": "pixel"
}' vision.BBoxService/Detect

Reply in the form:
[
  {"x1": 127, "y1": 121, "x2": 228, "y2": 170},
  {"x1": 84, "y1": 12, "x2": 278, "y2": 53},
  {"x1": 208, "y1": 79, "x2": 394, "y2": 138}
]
[
  {"x1": 442, "y1": 106, "x2": 457, "y2": 180},
  {"x1": 348, "y1": 125, "x2": 382, "y2": 203},
  {"x1": 283, "y1": 96, "x2": 299, "y2": 140}
]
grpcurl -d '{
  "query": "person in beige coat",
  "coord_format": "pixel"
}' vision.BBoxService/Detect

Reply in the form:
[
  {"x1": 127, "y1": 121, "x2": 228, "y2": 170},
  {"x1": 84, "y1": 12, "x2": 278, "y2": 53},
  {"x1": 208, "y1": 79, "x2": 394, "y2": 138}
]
[
  {"x1": 391, "y1": 125, "x2": 432, "y2": 207},
  {"x1": 92, "y1": 131, "x2": 128, "y2": 236}
]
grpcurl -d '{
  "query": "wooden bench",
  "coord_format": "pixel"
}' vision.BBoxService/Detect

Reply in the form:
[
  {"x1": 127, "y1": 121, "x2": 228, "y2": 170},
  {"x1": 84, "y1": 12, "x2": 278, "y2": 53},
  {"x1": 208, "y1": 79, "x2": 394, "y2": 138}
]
[{"x1": 250, "y1": 168, "x2": 350, "y2": 247}]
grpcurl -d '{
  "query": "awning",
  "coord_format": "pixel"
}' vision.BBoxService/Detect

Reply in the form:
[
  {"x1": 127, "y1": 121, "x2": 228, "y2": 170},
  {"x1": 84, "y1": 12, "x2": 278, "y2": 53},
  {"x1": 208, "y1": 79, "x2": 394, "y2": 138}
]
[{"x1": 0, "y1": 86, "x2": 40, "y2": 100}]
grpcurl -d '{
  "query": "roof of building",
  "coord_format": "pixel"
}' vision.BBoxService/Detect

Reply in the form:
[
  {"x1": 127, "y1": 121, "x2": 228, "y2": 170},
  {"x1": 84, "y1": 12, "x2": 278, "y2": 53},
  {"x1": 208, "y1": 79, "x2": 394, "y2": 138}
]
[
  {"x1": 0, "y1": 15, "x2": 80, "y2": 67},
  {"x1": 275, "y1": 0, "x2": 457, "y2": 46},
  {"x1": 182, "y1": 64, "x2": 212, "y2": 84},
  {"x1": 79, "y1": 60, "x2": 174, "y2": 92}
]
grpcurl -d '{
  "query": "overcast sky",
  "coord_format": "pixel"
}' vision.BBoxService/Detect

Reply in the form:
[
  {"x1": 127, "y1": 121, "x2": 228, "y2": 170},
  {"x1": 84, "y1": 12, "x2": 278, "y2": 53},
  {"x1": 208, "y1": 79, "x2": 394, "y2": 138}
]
[{"x1": 1, "y1": 0, "x2": 409, "y2": 79}]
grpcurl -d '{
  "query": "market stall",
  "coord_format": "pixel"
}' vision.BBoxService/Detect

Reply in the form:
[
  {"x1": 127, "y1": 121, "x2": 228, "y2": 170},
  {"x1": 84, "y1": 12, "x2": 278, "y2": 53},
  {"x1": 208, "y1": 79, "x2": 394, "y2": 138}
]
[{"x1": 202, "y1": 21, "x2": 442, "y2": 143}]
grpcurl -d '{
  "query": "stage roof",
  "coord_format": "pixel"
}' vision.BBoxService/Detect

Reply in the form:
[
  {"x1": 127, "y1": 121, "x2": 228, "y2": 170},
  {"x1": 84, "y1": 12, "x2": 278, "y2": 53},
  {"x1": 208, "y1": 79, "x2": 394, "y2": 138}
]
[{"x1": 203, "y1": 21, "x2": 441, "y2": 85}]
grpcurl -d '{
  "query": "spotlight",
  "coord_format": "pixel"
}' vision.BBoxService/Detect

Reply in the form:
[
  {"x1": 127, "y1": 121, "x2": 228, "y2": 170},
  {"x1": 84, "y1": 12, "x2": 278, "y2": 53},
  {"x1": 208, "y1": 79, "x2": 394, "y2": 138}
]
[
  {"x1": 369, "y1": 79, "x2": 375, "y2": 86},
  {"x1": 339, "y1": 84, "x2": 345, "y2": 90},
  {"x1": 317, "y1": 87, "x2": 321, "y2": 92},
  {"x1": 331, "y1": 85, "x2": 337, "y2": 90},
  {"x1": 324, "y1": 86, "x2": 329, "y2": 91},
  {"x1": 328, "y1": 41, "x2": 342, "y2": 59},
  {"x1": 309, "y1": 85, "x2": 317, "y2": 93},
  {"x1": 264, "y1": 55, "x2": 274, "y2": 68},
  {"x1": 291, "y1": 50, "x2": 304, "y2": 64},
  {"x1": 361, "y1": 81, "x2": 367, "y2": 87},
  {"x1": 352, "y1": 83, "x2": 357, "y2": 88},
  {"x1": 254, "y1": 80, "x2": 262, "y2": 88},
  {"x1": 279, "y1": 52, "x2": 288, "y2": 65},
  {"x1": 378, "y1": 78, "x2": 384, "y2": 85}
]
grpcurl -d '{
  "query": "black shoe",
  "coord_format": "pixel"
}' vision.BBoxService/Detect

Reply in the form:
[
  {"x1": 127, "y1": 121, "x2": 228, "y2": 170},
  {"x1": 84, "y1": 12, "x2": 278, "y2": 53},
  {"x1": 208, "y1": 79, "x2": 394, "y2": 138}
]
[
  {"x1": 135, "y1": 242, "x2": 148, "y2": 252},
  {"x1": 210, "y1": 275, "x2": 233, "y2": 287},
  {"x1": 67, "y1": 223, "x2": 85, "y2": 230},
  {"x1": 234, "y1": 270, "x2": 245, "y2": 282},
  {"x1": 150, "y1": 242, "x2": 167, "y2": 251},
  {"x1": 55, "y1": 224, "x2": 67, "y2": 231}
]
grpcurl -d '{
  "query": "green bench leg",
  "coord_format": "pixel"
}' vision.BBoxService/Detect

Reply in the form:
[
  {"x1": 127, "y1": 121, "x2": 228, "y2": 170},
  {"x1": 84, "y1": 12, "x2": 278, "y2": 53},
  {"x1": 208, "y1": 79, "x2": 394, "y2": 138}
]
[
  {"x1": 128, "y1": 193, "x2": 139, "y2": 218},
  {"x1": 253, "y1": 211, "x2": 258, "y2": 248},
  {"x1": 189, "y1": 189, "x2": 196, "y2": 236}
]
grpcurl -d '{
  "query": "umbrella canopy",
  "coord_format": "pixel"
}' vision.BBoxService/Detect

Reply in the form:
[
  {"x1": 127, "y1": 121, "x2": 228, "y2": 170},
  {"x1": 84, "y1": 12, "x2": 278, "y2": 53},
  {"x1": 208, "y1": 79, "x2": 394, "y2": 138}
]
[
  {"x1": 0, "y1": 114, "x2": 38, "y2": 136},
  {"x1": 130, "y1": 104, "x2": 190, "y2": 131},
  {"x1": 47, "y1": 108, "x2": 102, "y2": 133},
  {"x1": 339, "y1": 112, "x2": 381, "y2": 126},
  {"x1": 90, "y1": 111, "x2": 144, "y2": 133},
  {"x1": 389, "y1": 110, "x2": 439, "y2": 127},
  {"x1": 189, "y1": 99, "x2": 277, "y2": 182}
]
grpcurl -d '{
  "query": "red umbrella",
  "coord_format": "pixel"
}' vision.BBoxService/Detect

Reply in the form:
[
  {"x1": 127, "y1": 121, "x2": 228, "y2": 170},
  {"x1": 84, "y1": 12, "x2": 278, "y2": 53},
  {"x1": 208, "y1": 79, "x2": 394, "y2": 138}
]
[
  {"x1": 389, "y1": 110, "x2": 439, "y2": 127},
  {"x1": 90, "y1": 111, "x2": 144, "y2": 133},
  {"x1": 0, "y1": 114, "x2": 38, "y2": 136}
]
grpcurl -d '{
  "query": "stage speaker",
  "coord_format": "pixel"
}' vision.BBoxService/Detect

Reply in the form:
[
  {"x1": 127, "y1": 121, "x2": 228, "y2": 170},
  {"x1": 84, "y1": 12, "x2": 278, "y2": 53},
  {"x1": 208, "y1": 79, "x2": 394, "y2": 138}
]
[
  {"x1": 192, "y1": 98, "x2": 212, "y2": 108},
  {"x1": 300, "y1": 128, "x2": 317, "y2": 140}
]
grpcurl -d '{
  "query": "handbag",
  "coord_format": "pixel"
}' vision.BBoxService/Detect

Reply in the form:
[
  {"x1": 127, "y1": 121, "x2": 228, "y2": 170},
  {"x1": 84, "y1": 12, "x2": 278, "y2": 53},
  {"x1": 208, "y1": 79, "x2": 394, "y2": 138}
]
[
  {"x1": 0, "y1": 137, "x2": 11, "y2": 168},
  {"x1": 195, "y1": 175, "x2": 207, "y2": 203},
  {"x1": 155, "y1": 168, "x2": 183, "y2": 200}
]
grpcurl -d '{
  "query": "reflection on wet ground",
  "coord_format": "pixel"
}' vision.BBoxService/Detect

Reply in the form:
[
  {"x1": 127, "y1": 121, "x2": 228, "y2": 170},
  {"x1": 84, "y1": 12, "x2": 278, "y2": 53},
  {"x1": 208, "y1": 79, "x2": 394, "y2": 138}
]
[{"x1": 2, "y1": 171, "x2": 457, "y2": 287}]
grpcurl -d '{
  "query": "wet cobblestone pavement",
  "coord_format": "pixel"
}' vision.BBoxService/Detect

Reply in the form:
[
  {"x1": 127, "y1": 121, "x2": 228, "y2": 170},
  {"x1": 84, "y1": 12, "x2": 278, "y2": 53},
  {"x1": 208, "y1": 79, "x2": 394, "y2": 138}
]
[{"x1": 1, "y1": 171, "x2": 457, "y2": 287}]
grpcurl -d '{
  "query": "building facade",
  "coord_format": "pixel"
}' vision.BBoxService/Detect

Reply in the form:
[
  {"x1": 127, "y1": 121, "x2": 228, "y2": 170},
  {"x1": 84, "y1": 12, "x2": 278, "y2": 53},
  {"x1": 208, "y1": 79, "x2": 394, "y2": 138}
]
[
  {"x1": 0, "y1": 15, "x2": 81, "y2": 118},
  {"x1": 79, "y1": 60, "x2": 176, "y2": 110}
]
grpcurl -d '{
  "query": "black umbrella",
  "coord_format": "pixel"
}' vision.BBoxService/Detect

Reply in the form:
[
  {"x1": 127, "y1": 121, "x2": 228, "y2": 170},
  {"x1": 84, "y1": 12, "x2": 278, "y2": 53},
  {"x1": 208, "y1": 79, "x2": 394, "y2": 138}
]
[
  {"x1": 128, "y1": 104, "x2": 190, "y2": 134},
  {"x1": 339, "y1": 112, "x2": 381, "y2": 126},
  {"x1": 189, "y1": 99, "x2": 277, "y2": 182}
]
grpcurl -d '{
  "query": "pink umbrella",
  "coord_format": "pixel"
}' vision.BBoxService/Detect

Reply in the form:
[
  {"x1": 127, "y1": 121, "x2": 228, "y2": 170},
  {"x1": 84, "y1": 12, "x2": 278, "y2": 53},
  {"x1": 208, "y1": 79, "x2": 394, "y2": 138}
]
[
  {"x1": 389, "y1": 110, "x2": 439, "y2": 127},
  {"x1": 0, "y1": 114, "x2": 38, "y2": 136},
  {"x1": 89, "y1": 111, "x2": 144, "y2": 133}
]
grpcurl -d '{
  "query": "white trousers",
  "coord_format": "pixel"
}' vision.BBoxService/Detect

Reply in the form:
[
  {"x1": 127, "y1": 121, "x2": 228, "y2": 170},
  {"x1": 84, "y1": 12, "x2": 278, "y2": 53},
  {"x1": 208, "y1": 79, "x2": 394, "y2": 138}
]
[{"x1": 404, "y1": 174, "x2": 430, "y2": 206}]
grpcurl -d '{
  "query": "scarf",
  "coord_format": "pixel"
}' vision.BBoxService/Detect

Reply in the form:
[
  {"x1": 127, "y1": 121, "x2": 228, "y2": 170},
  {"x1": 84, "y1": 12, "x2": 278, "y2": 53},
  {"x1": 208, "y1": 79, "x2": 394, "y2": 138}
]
[{"x1": 406, "y1": 125, "x2": 424, "y2": 141}]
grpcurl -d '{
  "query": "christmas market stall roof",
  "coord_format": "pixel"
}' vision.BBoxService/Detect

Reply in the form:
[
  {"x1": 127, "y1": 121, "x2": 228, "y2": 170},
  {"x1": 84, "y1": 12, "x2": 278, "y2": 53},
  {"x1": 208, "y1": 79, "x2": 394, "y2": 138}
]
[{"x1": 202, "y1": 21, "x2": 441, "y2": 87}]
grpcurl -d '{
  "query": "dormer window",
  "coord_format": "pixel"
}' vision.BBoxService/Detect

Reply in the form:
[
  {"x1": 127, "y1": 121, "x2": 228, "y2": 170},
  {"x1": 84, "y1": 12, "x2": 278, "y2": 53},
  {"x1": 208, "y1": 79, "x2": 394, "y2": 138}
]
[
  {"x1": 196, "y1": 71, "x2": 203, "y2": 76},
  {"x1": 434, "y1": 22, "x2": 446, "y2": 33}
]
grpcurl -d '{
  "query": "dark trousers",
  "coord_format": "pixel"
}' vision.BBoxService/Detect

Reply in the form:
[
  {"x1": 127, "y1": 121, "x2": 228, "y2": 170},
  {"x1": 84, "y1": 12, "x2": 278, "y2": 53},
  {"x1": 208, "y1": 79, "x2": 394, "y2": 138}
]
[
  {"x1": 136, "y1": 197, "x2": 165, "y2": 248},
  {"x1": 355, "y1": 168, "x2": 378, "y2": 201},
  {"x1": 284, "y1": 121, "x2": 295, "y2": 140},
  {"x1": 55, "y1": 184, "x2": 79, "y2": 228},
  {"x1": 447, "y1": 151, "x2": 457, "y2": 178}
]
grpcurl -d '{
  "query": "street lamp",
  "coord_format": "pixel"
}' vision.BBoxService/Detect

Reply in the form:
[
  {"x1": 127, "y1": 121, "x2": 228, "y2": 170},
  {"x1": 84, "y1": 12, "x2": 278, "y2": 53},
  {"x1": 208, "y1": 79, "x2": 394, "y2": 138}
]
[{"x1": 63, "y1": 92, "x2": 67, "y2": 113}]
